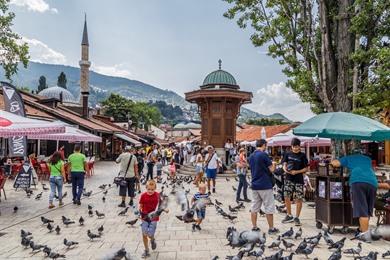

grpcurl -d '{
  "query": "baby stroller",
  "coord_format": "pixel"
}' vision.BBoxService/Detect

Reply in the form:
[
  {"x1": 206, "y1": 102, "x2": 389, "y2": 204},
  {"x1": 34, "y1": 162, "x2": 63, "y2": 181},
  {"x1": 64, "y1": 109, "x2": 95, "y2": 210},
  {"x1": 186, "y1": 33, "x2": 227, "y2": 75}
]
[{"x1": 273, "y1": 165, "x2": 285, "y2": 203}]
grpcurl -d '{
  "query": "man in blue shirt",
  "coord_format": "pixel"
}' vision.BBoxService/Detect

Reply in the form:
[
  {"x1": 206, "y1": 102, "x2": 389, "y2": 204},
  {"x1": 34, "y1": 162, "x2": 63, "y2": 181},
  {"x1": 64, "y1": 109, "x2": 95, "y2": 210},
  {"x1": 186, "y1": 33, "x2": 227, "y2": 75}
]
[
  {"x1": 331, "y1": 149, "x2": 378, "y2": 234},
  {"x1": 249, "y1": 139, "x2": 279, "y2": 235}
]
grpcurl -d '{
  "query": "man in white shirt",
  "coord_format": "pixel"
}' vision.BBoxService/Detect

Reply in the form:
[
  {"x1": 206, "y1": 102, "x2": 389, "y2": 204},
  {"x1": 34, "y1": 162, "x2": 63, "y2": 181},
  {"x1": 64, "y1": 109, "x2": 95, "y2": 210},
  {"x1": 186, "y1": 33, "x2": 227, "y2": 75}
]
[{"x1": 204, "y1": 146, "x2": 220, "y2": 195}]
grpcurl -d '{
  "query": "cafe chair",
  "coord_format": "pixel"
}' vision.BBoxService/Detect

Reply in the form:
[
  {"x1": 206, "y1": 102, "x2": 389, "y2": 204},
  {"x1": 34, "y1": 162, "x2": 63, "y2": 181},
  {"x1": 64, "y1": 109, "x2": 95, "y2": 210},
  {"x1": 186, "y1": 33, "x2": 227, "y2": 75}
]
[{"x1": 38, "y1": 162, "x2": 50, "y2": 181}]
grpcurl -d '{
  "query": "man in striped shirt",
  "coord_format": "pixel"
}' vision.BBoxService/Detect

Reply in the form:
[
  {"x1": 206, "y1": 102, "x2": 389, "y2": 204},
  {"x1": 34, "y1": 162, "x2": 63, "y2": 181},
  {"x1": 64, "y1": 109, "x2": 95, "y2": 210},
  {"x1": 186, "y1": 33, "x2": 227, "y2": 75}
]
[{"x1": 191, "y1": 183, "x2": 209, "y2": 231}]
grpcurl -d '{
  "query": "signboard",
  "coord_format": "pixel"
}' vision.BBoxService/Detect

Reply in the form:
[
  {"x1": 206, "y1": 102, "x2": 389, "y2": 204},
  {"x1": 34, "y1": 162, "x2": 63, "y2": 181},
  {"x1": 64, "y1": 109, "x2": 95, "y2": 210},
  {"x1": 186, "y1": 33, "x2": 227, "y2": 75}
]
[
  {"x1": 13, "y1": 164, "x2": 32, "y2": 189},
  {"x1": 1, "y1": 82, "x2": 27, "y2": 157}
]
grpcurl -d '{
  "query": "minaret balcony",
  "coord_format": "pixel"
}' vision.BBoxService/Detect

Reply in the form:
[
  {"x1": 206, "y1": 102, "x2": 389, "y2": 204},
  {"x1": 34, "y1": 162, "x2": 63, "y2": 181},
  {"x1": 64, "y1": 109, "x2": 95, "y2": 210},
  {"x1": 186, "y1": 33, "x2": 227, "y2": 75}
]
[{"x1": 79, "y1": 60, "x2": 91, "y2": 67}]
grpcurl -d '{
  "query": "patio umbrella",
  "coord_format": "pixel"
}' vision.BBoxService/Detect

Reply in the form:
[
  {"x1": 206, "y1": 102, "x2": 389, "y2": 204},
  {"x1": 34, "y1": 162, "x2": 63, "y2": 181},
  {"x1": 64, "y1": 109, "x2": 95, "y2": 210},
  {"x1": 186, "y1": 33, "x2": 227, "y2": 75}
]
[
  {"x1": 293, "y1": 112, "x2": 390, "y2": 141},
  {"x1": 0, "y1": 110, "x2": 65, "y2": 137},
  {"x1": 27, "y1": 125, "x2": 102, "y2": 143}
]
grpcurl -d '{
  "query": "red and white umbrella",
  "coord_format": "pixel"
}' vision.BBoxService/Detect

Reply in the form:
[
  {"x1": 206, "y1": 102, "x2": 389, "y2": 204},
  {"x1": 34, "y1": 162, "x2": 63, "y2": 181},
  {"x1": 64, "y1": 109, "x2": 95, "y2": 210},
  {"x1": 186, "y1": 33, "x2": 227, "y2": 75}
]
[
  {"x1": 28, "y1": 125, "x2": 102, "y2": 143},
  {"x1": 0, "y1": 110, "x2": 66, "y2": 137}
]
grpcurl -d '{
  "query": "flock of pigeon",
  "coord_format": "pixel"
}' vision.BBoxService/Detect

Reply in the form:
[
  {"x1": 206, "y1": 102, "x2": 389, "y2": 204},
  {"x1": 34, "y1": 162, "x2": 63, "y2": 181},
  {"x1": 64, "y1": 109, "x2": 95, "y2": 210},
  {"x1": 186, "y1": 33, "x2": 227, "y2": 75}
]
[{"x1": 6, "y1": 170, "x2": 390, "y2": 260}]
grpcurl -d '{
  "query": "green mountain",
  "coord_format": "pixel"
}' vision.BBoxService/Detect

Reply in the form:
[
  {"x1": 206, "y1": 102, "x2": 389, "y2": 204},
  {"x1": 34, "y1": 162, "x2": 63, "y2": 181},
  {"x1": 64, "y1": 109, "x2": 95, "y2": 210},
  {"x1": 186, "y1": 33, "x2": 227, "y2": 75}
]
[{"x1": 2, "y1": 61, "x2": 290, "y2": 122}]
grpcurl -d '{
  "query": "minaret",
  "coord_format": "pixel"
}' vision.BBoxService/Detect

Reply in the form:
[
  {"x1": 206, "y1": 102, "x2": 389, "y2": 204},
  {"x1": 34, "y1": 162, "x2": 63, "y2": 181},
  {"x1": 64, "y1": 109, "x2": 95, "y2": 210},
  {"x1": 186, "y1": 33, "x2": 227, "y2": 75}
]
[{"x1": 79, "y1": 14, "x2": 91, "y2": 118}]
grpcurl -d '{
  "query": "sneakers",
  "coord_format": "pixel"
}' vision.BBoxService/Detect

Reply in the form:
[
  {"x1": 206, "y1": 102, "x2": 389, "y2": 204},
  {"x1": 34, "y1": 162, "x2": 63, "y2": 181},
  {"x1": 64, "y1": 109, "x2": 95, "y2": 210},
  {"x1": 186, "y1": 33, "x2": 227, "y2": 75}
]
[
  {"x1": 59, "y1": 200, "x2": 64, "y2": 207},
  {"x1": 268, "y1": 227, "x2": 280, "y2": 235},
  {"x1": 150, "y1": 239, "x2": 157, "y2": 250},
  {"x1": 294, "y1": 217, "x2": 301, "y2": 226},
  {"x1": 252, "y1": 227, "x2": 260, "y2": 232},
  {"x1": 141, "y1": 250, "x2": 150, "y2": 258},
  {"x1": 282, "y1": 215, "x2": 294, "y2": 223},
  {"x1": 129, "y1": 200, "x2": 134, "y2": 206},
  {"x1": 212, "y1": 187, "x2": 216, "y2": 193},
  {"x1": 195, "y1": 225, "x2": 201, "y2": 231},
  {"x1": 48, "y1": 204, "x2": 55, "y2": 209},
  {"x1": 118, "y1": 201, "x2": 126, "y2": 208},
  {"x1": 192, "y1": 224, "x2": 196, "y2": 232},
  {"x1": 76, "y1": 200, "x2": 81, "y2": 206},
  {"x1": 72, "y1": 200, "x2": 77, "y2": 205},
  {"x1": 243, "y1": 198, "x2": 251, "y2": 203}
]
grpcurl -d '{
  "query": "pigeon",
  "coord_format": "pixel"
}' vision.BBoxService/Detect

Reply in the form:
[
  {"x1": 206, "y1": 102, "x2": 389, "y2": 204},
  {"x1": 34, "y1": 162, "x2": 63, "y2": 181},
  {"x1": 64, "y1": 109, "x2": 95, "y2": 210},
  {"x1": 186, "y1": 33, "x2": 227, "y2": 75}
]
[
  {"x1": 281, "y1": 253, "x2": 295, "y2": 260},
  {"x1": 21, "y1": 236, "x2": 32, "y2": 248},
  {"x1": 307, "y1": 233, "x2": 322, "y2": 245},
  {"x1": 41, "y1": 216, "x2": 54, "y2": 225},
  {"x1": 87, "y1": 229, "x2": 101, "y2": 241},
  {"x1": 295, "y1": 244, "x2": 315, "y2": 258},
  {"x1": 282, "y1": 227, "x2": 294, "y2": 239},
  {"x1": 328, "y1": 248, "x2": 342, "y2": 260},
  {"x1": 211, "y1": 256, "x2": 219, "y2": 260},
  {"x1": 247, "y1": 245, "x2": 265, "y2": 257},
  {"x1": 263, "y1": 249, "x2": 284, "y2": 260},
  {"x1": 282, "y1": 239, "x2": 295, "y2": 251},
  {"x1": 323, "y1": 231, "x2": 335, "y2": 245},
  {"x1": 35, "y1": 192, "x2": 42, "y2": 200},
  {"x1": 103, "y1": 190, "x2": 108, "y2": 195},
  {"x1": 232, "y1": 186, "x2": 237, "y2": 191},
  {"x1": 95, "y1": 210, "x2": 105, "y2": 218},
  {"x1": 343, "y1": 242, "x2": 362, "y2": 256},
  {"x1": 226, "y1": 250, "x2": 245, "y2": 260},
  {"x1": 294, "y1": 227, "x2": 302, "y2": 239},
  {"x1": 83, "y1": 190, "x2": 92, "y2": 197},
  {"x1": 102, "y1": 197, "x2": 106, "y2": 203},
  {"x1": 125, "y1": 219, "x2": 138, "y2": 227},
  {"x1": 48, "y1": 251, "x2": 66, "y2": 259},
  {"x1": 13, "y1": 206, "x2": 18, "y2": 213},
  {"x1": 98, "y1": 225, "x2": 104, "y2": 234},
  {"x1": 29, "y1": 241, "x2": 45, "y2": 252},
  {"x1": 328, "y1": 237, "x2": 346, "y2": 250},
  {"x1": 42, "y1": 183, "x2": 49, "y2": 191},
  {"x1": 354, "y1": 252, "x2": 378, "y2": 260},
  {"x1": 226, "y1": 177, "x2": 230, "y2": 182},
  {"x1": 55, "y1": 225, "x2": 61, "y2": 235},
  {"x1": 63, "y1": 238, "x2": 78, "y2": 248},
  {"x1": 62, "y1": 191, "x2": 67, "y2": 198},
  {"x1": 42, "y1": 246, "x2": 51, "y2": 256},
  {"x1": 47, "y1": 223, "x2": 54, "y2": 233},
  {"x1": 118, "y1": 207, "x2": 129, "y2": 216},
  {"x1": 79, "y1": 216, "x2": 85, "y2": 226},
  {"x1": 62, "y1": 216, "x2": 75, "y2": 226},
  {"x1": 105, "y1": 248, "x2": 128, "y2": 260},
  {"x1": 215, "y1": 199, "x2": 223, "y2": 206},
  {"x1": 98, "y1": 184, "x2": 107, "y2": 190},
  {"x1": 296, "y1": 239, "x2": 307, "y2": 251},
  {"x1": 88, "y1": 204, "x2": 93, "y2": 210},
  {"x1": 268, "y1": 236, "x2": 281, "y2": 249},
  {"x1": 88, "y1": 209, "x2": 93, "y2": 217},
  {"x1": 21, "y1": 229, "x2": 32, "y2": 238},
  {"x1": 383, "y1": 250, "x2": 390, "y2": 258},
  {"x1": 228, "y1": 205, "x2": 238, "y2": 213}
]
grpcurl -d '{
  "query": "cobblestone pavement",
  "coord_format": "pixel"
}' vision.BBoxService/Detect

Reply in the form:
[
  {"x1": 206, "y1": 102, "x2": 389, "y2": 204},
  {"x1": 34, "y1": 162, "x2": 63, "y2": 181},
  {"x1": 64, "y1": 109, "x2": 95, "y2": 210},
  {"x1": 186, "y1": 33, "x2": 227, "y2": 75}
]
[{"x1": 0, "y1": 161, "x2": 389, "y2": 260}]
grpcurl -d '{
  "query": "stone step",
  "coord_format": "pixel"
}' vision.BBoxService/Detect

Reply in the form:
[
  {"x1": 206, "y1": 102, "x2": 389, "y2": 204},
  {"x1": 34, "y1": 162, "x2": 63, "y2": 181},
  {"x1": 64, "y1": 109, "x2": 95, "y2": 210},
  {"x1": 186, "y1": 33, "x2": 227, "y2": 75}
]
[{"x1": 175, "y1": 169, "x2": 237, "y2": 178}]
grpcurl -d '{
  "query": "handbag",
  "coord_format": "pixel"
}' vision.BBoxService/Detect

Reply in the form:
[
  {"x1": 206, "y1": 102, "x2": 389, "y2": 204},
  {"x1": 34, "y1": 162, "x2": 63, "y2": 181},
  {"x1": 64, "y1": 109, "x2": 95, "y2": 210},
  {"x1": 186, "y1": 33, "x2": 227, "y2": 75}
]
[{"x1": 114, "y1": 155, "x2": 133, "y2": 187}]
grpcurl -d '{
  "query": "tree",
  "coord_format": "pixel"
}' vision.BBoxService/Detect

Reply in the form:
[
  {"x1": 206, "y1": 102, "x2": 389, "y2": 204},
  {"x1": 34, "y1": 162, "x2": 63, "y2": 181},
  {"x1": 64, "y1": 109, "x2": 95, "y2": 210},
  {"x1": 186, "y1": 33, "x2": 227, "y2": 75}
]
[
  {"x1": 0, "y1": 0, "x2": 29, "y2": 79},
  {"x1": 246, "y1": 118, "x2": 288, "y2": 126},
  {"x1": 37, "y1": 75, "x2": 48, "y2": 92},
  {"x1": 57, "y1": 72, "x2": 67, "y2": 89},
  {"x1": 223, "y1": 0, "x2": 389, "y2": 116},
  {"x1": 101, "y1": 93, "x2": 162, "y2": 130}
]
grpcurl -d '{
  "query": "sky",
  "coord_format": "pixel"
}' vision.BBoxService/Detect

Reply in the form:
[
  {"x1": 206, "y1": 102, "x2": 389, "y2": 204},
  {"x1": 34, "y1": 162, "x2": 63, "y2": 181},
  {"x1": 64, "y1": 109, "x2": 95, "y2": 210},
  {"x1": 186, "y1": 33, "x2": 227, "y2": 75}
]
[{"x1": 9, "y1": 0, "x2": 314, "y2": 121}]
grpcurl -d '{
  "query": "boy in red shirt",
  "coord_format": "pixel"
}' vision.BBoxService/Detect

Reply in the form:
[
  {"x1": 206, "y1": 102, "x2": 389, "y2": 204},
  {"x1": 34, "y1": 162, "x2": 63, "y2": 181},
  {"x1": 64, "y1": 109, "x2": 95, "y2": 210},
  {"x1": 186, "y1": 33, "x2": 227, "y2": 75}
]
[{"x1": 139, "y1": 180, "x2": 168, "y2": 258}]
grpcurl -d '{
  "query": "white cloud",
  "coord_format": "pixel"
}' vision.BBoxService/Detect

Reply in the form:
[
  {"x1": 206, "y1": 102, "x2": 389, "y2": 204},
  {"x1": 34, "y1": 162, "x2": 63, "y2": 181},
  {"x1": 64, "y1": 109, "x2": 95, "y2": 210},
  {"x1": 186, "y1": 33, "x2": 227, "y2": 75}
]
[
  {"x1": 10, "y1": 0, "x2": 58, "y2": 13},
  {"x1": 22, "y1": 37, "x2": 67, "y2": 64},
  {"x1": 92, "y1": 64, "x2": 133, "y2": 79},
  {"x1": 246, "y1": 82, "x2": 315, "y2": 122}
]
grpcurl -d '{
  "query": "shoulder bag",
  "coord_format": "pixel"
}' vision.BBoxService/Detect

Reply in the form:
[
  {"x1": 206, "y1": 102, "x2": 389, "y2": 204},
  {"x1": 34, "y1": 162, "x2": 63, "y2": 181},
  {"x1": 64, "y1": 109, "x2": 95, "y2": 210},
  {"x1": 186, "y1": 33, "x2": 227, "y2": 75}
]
[{"x1": 114, "y1": 155, "x2": 133, "y2": 187}]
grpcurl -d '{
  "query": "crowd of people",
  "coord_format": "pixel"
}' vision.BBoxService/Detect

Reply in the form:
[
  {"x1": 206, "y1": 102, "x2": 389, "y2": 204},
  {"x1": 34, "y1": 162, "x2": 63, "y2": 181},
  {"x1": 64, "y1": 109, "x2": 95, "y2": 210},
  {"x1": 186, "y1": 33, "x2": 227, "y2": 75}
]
[{"x1": 40, "y1": 136, "x2": 386, "y2": 258}]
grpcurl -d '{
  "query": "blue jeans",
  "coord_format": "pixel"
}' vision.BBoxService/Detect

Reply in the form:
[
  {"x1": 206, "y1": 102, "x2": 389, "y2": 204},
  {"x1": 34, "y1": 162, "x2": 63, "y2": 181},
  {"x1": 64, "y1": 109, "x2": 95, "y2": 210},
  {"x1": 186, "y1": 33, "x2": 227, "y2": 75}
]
[
  {"x1": 236, "y1": 174, "x2": 248, "y2": 200},
  {"x1": 71, "y1": 172, "x2": 85, "y2": 201},
  {"x1": 49, "y1": 176, "x2": 63, "y2": 203}
]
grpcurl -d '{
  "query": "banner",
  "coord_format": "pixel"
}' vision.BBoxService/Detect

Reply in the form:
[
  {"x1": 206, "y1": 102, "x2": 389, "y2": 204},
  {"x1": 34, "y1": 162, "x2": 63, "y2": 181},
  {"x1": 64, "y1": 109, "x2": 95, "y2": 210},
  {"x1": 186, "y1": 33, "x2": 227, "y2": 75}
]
[{"x1": 1, "y1": 82, "x2": 27, "y2": 157}]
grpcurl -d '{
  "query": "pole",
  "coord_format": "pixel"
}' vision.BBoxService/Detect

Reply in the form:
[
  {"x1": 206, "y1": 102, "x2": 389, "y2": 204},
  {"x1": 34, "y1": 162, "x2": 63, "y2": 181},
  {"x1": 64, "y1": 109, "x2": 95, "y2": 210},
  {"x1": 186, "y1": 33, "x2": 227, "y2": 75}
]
[
  {"x1": 56, "y1": 140, "x2": 59, "y2": 151},
  {"x1": 37, "y1": 139, "x2": 41, "y2": 156}
]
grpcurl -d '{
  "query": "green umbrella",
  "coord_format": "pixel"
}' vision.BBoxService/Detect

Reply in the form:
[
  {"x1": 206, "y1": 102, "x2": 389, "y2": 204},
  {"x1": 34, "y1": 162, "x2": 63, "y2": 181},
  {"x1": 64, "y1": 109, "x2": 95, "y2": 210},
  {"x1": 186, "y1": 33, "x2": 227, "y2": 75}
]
[{"x1": 293, "y1": 112, "x2": 390, "y2": 141}]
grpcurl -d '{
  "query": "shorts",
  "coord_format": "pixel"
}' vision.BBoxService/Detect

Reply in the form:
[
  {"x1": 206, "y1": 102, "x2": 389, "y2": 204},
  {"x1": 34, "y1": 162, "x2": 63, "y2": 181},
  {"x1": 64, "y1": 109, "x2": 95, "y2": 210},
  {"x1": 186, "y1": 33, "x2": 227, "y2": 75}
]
[
  {"x1": 206, "y1": 168, "x2": 217, "y2": 179},
  {"x1": 251, "y1": 189, "x2": 275, "y2": 214},
  {"x1": 195, "y1": 165, "x2": 203, "y2": 174},
  {"x1": 351, "y1": 182, "x2": 377, "y2": 218},
  {"x1": 141, "y1": 221, "x2": 157, "y2": 237},
  {"x1": 157, "y1": 170, "x2": 162, "y2": 176},
  {"x1": 196, "y1": 208, "x2": 206, "y2": 219},
  {"x1": 284, "y1": 180, "x2": 304, "y2": 200},
  {"x1": 119, "y1": 177, "x2": 136, "y2": 197}
]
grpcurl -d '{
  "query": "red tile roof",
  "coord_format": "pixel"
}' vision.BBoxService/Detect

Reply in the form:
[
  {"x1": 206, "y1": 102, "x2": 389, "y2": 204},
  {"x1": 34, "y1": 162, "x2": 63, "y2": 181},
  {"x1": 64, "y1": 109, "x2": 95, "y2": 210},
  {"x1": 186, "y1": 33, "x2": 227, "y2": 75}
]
[{"x1": 236, "y1": 124, "x2": 296, "y2": 142}]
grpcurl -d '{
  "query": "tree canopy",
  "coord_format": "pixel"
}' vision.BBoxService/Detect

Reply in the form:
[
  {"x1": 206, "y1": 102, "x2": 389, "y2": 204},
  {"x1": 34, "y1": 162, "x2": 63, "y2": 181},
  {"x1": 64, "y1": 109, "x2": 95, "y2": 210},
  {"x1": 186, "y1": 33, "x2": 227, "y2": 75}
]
[
  {"x1": 223, "y1": 0, "x2": 389, "y2": 118},
  {"x1": 246, "y1": 118, "x2": 288, "y2": 126},
  {"x1": 57, "y1": 72, "x2": 67, "y2": 89},
  {"x1": 0, "y1": 0, "x2": 29, "y2": 79},
  {"x1": 101, "y1": 93, "x2": 162, "y2": 130},
  {"x1": 37, "y1": 75, "x2": 47, "y2": 92}
]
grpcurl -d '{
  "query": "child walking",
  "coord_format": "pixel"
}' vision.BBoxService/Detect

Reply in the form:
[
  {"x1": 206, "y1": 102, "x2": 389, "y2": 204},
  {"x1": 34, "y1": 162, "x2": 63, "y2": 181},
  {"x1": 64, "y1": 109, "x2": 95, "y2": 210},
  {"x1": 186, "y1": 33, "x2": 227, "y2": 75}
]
[
  {"x1": 139, "y1": 180, "x2": 168, "y2": 258},
  {"x1": 191, "y1": 183, "x2": 209, "y2": 231},
  {"x1": 156, "y1": 158, "x2": 163, "y2": 183},
  {"x1": 169, "y1": 159, "x2": 176, "y2": 179}
]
